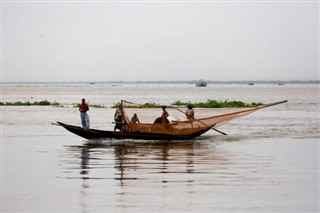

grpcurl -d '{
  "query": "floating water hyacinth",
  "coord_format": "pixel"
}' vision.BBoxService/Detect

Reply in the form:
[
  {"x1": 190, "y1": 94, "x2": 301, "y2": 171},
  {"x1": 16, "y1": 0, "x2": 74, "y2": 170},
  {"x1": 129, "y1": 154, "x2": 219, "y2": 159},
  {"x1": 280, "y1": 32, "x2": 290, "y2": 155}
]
[
  {"x1": 0, "y1": 100, "x2": 62, "y2": 107},
  {"x1": 171, "y1": 99, "x2": 263, "y2": 108},
  {"x1": 111, "y1": 100, "x2": 264, "y2": 108}
]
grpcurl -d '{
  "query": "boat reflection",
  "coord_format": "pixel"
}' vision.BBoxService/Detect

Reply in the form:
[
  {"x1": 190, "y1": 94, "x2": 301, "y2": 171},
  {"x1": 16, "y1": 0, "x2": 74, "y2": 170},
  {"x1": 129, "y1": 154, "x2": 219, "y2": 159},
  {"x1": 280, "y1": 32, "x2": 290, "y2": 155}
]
[
  {"x1": 80, "y1": 146, "x2": 90, "y2": 175},
  {"x1": 113, "y1": 142, "x2": 202, "y2": 184},
  {"x1": 59, "y1": 139, "x2": 271, "y2": 212},
  {"x1": 64, "y1": 139, "x2": 231, "y2": 185}
]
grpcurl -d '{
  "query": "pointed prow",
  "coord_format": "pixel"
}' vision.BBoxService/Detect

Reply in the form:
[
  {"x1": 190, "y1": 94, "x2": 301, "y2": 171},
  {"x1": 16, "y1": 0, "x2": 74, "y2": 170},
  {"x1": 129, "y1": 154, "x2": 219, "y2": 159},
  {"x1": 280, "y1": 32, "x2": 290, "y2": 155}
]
[{"x1": 260, "y1": 100, "x2": 288, "y2": 109}]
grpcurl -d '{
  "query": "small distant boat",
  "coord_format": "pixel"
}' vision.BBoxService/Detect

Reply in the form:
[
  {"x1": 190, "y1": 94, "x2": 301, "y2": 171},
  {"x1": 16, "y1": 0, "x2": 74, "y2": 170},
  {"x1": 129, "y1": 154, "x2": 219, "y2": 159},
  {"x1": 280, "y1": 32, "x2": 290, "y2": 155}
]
[
  {"x1": 248, "y1": 82, "x2": 254, "y2": 86},
  {"x1": 278, "y1": 83, "x2": 285, "y2": 86},
  {"x1": 55, "y1": 100, "x2": 288, "y2": 141},
  {"x1": 196, "y1": 80, "x2": 207, "y2": 87}
]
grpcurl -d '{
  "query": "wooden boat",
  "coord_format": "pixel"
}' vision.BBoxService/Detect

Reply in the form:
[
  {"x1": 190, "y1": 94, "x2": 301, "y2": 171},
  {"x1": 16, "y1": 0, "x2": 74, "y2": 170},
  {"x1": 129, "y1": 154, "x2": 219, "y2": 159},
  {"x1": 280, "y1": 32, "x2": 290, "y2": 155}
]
[
  {"x1": 56, "y1": 122, "x2": 208, "y2": 140},
  {"x1": 56, "y1": 100, "x2": 287, "y2": 140}
]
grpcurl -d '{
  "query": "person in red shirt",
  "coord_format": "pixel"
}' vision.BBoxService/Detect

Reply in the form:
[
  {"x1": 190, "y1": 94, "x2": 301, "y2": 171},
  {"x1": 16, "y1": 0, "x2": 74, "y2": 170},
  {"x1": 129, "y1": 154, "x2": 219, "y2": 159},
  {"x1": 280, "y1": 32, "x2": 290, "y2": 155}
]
[{"x1": 79, "y1": 98, "x2": 89, "y2": 128}]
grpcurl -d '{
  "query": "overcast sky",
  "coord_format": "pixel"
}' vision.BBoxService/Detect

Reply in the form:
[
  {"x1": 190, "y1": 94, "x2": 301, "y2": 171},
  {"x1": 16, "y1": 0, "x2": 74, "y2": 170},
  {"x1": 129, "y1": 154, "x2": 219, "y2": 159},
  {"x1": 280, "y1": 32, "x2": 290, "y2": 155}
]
[{"x1": 2, "y1": 1, "x2": 319, "y2": 82}]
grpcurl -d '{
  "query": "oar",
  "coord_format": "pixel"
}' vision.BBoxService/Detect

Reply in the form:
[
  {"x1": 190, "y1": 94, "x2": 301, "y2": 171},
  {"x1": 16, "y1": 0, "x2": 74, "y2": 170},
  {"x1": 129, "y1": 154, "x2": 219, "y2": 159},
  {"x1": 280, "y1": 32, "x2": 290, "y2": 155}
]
[
  {"x1": 210, "y1": 128, "x2": 227, "y2": 135},
  {"x1": 176, "y1": 109, "x2": 227, "y2": 135}
]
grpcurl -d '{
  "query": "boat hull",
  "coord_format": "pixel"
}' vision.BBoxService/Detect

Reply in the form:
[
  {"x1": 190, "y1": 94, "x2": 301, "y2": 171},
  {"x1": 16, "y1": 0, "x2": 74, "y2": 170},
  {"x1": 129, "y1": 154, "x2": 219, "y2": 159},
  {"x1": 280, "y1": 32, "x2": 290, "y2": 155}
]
[{"x1": 56, "y1": 122, "x2": 208, "y2": 140}]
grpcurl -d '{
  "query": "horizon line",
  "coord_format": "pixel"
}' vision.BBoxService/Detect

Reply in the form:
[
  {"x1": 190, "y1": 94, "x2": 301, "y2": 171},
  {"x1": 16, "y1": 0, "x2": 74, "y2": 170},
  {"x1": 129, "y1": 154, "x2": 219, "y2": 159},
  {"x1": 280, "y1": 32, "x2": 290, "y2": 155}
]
[{"x1": 1, "y1": 80, "x2": 319, "y2": 84}]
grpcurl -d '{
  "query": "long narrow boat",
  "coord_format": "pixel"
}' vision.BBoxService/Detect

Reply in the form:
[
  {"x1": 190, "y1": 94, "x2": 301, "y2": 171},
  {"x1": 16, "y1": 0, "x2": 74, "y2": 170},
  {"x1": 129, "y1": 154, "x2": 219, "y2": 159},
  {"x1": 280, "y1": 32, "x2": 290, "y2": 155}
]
[
  {"x1": 56, "y1": 100, "x2": 287, "y2": 140},
  {"x1": 56, "y1": 122, "x2": 209, "y2": 140}
]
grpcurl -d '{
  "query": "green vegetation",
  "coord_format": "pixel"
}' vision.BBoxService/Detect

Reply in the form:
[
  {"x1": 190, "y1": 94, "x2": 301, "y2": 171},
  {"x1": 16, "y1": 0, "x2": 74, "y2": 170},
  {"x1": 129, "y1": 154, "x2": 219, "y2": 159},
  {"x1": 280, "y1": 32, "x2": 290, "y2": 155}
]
[
  {"x1": 171, "y1": 99, "x2": 263, "y2": 108},
  {"x1": 90, "y1": 104, "x2": 106, "y2": 108},
  {"x1": 111, "y1": 100, "x2": 264, "y2": 108},
  {"x1": 111, "y1": 102, "x2": 121, "y2": 108},
  {"x1": 0, "y1": 99, "x2": 263, "y2": 108},
  {"x1": 0, "y1": 100, "x2": 62, "y2": 107},
  {"x1": 111, "y1": 102, "x2": 161, "y2": 108},
  {"x1": 136, "y1": 102, "x2": 161, "y2": 108},
  {"x1": 74, "y1": 103, "x2": 106, "y2": 108}
]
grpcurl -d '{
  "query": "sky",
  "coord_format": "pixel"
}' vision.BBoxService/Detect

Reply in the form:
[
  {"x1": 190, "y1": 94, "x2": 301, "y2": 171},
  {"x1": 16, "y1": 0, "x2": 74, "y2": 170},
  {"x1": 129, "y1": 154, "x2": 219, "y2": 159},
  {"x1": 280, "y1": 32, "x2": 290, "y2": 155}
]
[{"x1": 1, "y1": 0, "x2": 319, "y2": 82}]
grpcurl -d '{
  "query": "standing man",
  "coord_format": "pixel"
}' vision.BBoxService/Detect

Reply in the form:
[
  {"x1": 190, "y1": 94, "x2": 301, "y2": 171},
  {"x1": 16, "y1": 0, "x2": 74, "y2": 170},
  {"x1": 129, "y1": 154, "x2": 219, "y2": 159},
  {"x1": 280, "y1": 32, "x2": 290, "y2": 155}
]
[{"x1": 79, "y1": 98, "x2": 90, "y2": 128}]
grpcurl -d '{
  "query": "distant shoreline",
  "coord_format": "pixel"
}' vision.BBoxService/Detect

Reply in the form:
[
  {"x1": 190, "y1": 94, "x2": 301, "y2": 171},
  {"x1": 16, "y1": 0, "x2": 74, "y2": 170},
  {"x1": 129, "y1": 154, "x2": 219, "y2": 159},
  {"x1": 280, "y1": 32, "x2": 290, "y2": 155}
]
[{"x1": 1, "y1": 80, "x2": 319, "y2": 84}]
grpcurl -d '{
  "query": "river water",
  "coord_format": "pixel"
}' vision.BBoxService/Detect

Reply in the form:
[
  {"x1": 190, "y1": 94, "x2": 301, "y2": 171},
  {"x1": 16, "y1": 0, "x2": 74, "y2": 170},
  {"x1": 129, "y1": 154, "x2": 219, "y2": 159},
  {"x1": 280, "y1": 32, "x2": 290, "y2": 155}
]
[{"x1": 1, "y1": 83, "x2": 319, "y2": 212}]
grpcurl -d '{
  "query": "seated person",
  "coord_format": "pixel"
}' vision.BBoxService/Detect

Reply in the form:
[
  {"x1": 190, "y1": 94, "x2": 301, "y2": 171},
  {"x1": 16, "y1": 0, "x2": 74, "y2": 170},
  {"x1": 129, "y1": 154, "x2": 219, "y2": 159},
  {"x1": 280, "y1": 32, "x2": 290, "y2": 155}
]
[
  {"x1": 114, "y1": 107, "x2": 123, "y2": 131},
  {"x1": 154, "y1": 106, "x2": 170, "y2": 124},
  {"x1": 131, "y1": 113, "x2": 140, "y2": 124},
  {"x1": 186, "y1": 105, "x2": 195, "y2": 119}
]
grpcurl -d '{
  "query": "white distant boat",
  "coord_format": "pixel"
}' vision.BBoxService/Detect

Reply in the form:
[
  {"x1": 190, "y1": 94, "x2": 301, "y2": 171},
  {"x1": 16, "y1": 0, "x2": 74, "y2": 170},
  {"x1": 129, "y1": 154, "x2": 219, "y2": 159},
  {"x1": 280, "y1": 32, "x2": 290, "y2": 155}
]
[{"x1": 196, "y1": 80, "x2": 207, "y2": 87}]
